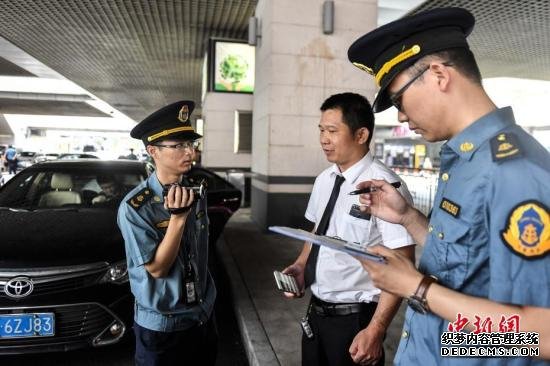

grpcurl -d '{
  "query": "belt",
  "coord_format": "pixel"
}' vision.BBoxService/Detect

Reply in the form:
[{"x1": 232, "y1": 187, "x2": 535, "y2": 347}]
[{"x1": 311, "y1": 296, "x2": 376, "y2": 317}]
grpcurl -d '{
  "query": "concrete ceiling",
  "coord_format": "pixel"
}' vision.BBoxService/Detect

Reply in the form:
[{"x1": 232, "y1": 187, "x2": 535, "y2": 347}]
[
  {"x1": 0, "y1": 0, "x2": 257, "y2": 122},
  {"x1": 0, "y1": 98, "x2": 110, "y2": 117},
  {"x1": 0, "y1": 0, "x2": 548, "y2": 124},
  {"x1": 0, "y1": 56, "x2": 36, "y2": 77},
  {"x1": 410, "y1": 0, "x2": 550, "y2": 81}
]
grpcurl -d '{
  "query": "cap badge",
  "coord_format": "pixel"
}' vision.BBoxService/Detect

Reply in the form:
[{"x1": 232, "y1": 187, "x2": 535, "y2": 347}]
[{"x1": 178, "y1": 105, "x2": 189, "y2": 123}]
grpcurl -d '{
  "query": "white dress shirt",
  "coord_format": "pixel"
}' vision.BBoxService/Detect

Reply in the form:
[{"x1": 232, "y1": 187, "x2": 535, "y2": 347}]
[{"x1": 306, "y1": 152, "x2": 415, "y2": 303}]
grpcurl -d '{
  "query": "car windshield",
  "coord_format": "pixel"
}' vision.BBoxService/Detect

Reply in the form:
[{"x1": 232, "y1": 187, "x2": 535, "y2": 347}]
[{"x1": 0, "y1": 166, "x2": 146, "y2": 209}]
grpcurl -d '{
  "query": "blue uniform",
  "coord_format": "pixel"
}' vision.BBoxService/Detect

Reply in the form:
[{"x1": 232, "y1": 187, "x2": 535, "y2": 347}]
[
  {"x1": 4, "y1": 147, "x2": 17, "y2": 174},
  {"x1": 4, "y1": 147, "x2": 16, "y2": 161},
  {"x1": 396, "y1": 107, "x2": 550, "y2": 365},
  {"x1": 117, "y1": 172, "x2": 215, "y2": 332}
]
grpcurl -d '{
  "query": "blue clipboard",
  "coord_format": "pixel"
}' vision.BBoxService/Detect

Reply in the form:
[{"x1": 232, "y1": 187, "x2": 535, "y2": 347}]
[{"x1": 268, "y1": 226, "x2": 387, "y2": 264}]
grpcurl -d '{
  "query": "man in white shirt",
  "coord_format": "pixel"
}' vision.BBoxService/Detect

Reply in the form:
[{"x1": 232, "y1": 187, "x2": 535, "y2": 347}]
[{"x1": 283, "y1": 92, "x2": 415, "y2": 366}]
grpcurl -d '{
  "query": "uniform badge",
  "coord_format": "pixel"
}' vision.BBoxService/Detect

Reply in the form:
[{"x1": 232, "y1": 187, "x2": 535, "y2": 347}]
[
  {"x1": 501, "y1": 201, "x2": 550, "y2": 259},
  {"x1": 459, "y1": 142, "x2": 474, "y2": 152},
  {"x1": 349, "y1": 204, "x2": 371, "y2": 220},
  {"x1": 127, "y1": 187, "x2": 152, "y2": 211},
  {"x1": 490, "y1": 133, "x2": 522, "y2": 162},
  {"x1": 155, "y1": 220, "x2": 170, "y2": 229},
  {"x1": 440, "y1": 198, "x2": 461, "y2": 218},
  {"x1": 178, "y1": 105, "x2": 189, "y2": 122}
]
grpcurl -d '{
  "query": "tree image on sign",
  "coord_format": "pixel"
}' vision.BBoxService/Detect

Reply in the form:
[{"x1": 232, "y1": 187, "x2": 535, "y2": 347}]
[{"x1": 217, "y1": 54, "x2": 250, "y2": 92}]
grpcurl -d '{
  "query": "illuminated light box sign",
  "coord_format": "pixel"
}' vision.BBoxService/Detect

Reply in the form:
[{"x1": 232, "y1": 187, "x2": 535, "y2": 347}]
[{"x1": 210, "y1": 40, "x2": 255, "y2": 94}]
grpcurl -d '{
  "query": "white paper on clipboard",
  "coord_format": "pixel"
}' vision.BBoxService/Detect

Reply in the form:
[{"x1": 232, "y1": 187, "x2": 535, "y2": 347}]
[{"x1": 268, "y1": 226, "x2": 387, "y2": 263}]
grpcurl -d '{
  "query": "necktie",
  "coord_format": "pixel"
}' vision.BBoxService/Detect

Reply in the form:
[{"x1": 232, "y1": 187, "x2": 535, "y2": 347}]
[{"x1": 304, "y1": 174, "x2": 345, "y2": 287}]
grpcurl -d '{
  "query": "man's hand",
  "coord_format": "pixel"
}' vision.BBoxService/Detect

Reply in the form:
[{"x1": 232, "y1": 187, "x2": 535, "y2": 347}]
[
  {"x1": 281, "y1": 262, "x2": 305, "y2": 298},
  {"x1": 92, "y1": 193, "x2": 106, "y2": 204},
  {"x1": 356, "y1": 179, "x2": 411, "y2": 225},
  {"x1": 164, "y1": 184, "x2": 195, "y2": 217},
  {"x1": 360, "y1": 245, "x2": 423, "y2": 298},
  {"x1": 349, "y1": 322, "x2": 385, "y2": 365}
]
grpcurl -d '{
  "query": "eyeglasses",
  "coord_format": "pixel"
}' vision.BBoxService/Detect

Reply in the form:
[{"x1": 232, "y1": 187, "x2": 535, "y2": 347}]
[
  {"x1": 153, "y1": 140, "x2": 199, "y2": 151},
  {"x1": 389, "y1": 65, "x2": 430, "y2": 112}
]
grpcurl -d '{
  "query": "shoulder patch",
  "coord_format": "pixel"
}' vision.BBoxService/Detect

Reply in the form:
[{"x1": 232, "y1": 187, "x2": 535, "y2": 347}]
[
  {"x1": 127, "y1": 187, "x2": 152, "y2": 211},
  {"x1": 501, "y1": 200, "x2": 550, "y2": 259},
  {"x1": 490, "y1": 133, "x2": 522, "y2": 162}
]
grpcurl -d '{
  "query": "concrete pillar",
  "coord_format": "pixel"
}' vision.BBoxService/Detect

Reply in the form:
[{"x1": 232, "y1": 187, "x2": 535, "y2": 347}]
[
  {"x1": 202, "y1": 92, "x2": 253, "y2": 170},
  {"x1": 251, "y1": 0, "x2": 378, "y2": 229}
]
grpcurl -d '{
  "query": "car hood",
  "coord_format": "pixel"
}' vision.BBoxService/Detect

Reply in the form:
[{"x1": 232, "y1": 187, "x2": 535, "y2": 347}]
[{"x1": 0, "y1": 208, "x2": 124, "y2": 268}]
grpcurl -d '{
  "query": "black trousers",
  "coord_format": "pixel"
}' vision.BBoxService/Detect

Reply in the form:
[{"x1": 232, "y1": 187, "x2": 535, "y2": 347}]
[
  {"x1": 302, "y1": 298, "x2": 384, "y2": 366},
  {"x1": 134, "y1": 316, "x2": 218, "y2": 366},
  {"x1": 7, "y1": 160, "x2": 17, "y2": 175}
]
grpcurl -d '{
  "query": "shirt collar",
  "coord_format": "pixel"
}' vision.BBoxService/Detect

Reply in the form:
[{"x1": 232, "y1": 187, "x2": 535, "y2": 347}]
[
  {"x1": 445, "y1": 107, "x2": 516, "y2": 160},
  {"x1": 330, "y1": 151, "x2": 374, "y2": 184},
  {"x1": 147, "y1": 172, "x2": 164, "y2": 197}
]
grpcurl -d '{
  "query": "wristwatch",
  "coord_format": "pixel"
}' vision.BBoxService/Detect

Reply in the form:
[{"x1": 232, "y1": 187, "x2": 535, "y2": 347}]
[{"x1": 407, "y1": 275, "x2": 437, "y2": 314}]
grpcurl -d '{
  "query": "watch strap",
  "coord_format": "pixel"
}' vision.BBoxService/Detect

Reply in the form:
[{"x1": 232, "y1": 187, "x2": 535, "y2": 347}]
[{"x1": 413, "y1": 275, "x2": 437, "y2": 309}]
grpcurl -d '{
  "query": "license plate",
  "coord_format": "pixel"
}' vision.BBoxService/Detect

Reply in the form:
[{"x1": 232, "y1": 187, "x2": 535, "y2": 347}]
[{"x1": 0, "y1": 313, "x2": 55, "y2": 338}]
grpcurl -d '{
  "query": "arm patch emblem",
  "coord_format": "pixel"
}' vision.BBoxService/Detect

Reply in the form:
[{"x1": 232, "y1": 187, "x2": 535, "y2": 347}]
[{"x1": 501, "y1": 200, "x2": 550, "y2": 259}]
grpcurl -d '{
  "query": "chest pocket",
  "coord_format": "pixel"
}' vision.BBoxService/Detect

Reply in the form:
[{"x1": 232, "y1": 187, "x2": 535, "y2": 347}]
[
  {"x1": 343, "y1": 214, "x2": 372, "y2": 244},
  {"x1": 435, "y1": 217, "x2": 471, "y2": 290}
]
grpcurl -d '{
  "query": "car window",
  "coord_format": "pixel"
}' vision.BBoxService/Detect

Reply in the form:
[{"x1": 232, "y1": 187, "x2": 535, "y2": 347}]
[
  {"x1": 0, "y1": 166, "x2": 146, "y2": 209},
  {"x1": 187, "y1": 168, "x2": 236, "y2": 191}
]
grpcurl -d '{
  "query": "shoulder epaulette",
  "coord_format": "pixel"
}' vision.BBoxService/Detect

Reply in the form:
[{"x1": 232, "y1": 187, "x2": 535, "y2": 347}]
[
  {"x1": 127, "y1": 187, "x2": 152, "y2": 211},
  {"x1": 490, "y1": 132, "x2": 522, "y2": 163}
]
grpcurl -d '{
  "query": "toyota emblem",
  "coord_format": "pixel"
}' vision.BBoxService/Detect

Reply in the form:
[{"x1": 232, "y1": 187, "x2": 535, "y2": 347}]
[{"x1": 4, "y1": 276, "x2": 34, "y2": 298}]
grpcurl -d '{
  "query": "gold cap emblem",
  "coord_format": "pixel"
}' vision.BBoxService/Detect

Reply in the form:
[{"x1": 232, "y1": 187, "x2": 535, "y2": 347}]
[{"x1": 178, "y1": 105, "x2": 189, "y2": 122}]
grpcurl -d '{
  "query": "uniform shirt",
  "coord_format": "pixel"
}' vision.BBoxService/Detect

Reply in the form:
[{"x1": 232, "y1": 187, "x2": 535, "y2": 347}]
[
  {"x1": 306, "y1": 152, "x2": 415, "y2": 303},
  {"x1": 396, "y1": 107, "x2": 550, "y2": 366},
  {"x1": 117, "y1": 172, "x2": 216, "y2": 332},
  {"x1": 4, "y1": 147, "x2": 16, "y2": 161}
]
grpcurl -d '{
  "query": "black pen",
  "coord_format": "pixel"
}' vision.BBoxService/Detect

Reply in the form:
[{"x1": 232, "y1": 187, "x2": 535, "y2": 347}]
[{"x1": 348, "y1": 181, "x2": 401, "y2": 195}]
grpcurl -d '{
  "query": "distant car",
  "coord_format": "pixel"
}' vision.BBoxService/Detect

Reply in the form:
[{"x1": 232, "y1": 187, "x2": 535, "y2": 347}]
[
  {"x1": 82, "y1": 145, "x2": 97, "y2": 153},
  {"x1": 33, "y1": 153, "x2": 60, "y2": 163},
  {"x1": 58, "y1": 153, "x2": 99, "y2": 160},
  {"x1": 17, "y1": 151, "x2": 38, "y2": 170},
  {"x1": 0, "y1": 160, "x2": 241, "y2": 354}
]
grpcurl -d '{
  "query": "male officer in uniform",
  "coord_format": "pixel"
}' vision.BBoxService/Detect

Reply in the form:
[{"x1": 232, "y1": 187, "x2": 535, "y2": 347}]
[
  {"x1": 3, "y1": 145, "x2": 17, "y2": 175},
  {"x1": 347, "y1": 7, "x2": 550, "y2": 365},
  {"x1": 118, "y1": 100, "x2": 217, "y2": 366}
]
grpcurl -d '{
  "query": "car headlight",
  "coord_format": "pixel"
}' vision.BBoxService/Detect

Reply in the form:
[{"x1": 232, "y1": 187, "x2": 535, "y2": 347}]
[{"x1": 100, "y1": 260, "x2": 129, "y2": 284}]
